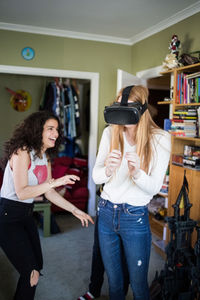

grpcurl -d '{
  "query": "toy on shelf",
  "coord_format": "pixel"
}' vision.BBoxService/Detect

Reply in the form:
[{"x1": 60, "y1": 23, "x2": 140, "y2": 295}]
[
  {"x1": 162, "y1": 34, "x2": 181, "y2": 71},
  {"x1": 162, "y1": 53, "x2": 179, "y2": 71},
  {"x1": 169, "y1": 34, "x2": 181, "y2": 58}
]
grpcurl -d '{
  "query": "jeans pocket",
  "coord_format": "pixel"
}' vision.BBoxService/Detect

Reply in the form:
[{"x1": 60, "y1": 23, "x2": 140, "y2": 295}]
[
  {"x1": 98, "y1": 198, "x2": 107, "y2": 208},
  {"x1": 97, "y1": 198, "x2": 107, "y2": 216},
  {"x1": 125, "y1": 205, "x2": 146, "y2": 217}
]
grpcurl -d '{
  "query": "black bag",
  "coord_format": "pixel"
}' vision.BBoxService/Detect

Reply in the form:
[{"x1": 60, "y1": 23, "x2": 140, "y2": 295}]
[{"x1": 179, "y1": 53, "x2": 199, "y2": 66}]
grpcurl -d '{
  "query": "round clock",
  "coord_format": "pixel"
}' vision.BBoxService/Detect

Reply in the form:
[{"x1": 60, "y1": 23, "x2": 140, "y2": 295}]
[{"x1": 21, "y1": 47, "x2": 35, "y2": 60}]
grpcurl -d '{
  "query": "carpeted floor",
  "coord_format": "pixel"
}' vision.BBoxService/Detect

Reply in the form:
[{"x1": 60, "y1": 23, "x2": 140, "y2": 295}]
[{"x1": 0, "y1": 213, "x2": 165, "y2": 300}]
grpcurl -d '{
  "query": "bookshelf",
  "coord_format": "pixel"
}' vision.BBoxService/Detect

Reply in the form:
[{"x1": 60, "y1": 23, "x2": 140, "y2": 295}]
[
  {"x1": 149, "y1": 170, "x2": 169, "y2": 257},
  {"x1": 160, "y1": 62, "x2": 200, "y2": 247}
]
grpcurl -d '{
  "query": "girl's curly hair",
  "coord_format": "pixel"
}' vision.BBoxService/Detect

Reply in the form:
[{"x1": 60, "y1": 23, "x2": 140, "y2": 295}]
[{"x1": 0, "y1": 111, "x2": 63, "y2": 169}]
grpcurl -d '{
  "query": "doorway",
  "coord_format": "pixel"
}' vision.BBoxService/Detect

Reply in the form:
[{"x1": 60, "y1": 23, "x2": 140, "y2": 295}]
[
  {"x1": 147, "y1": 76, "x2": 170, "y2": 128},
  {"x1": 117, "y1": 67, "x2": 171, "y2": 128},
  {"x1": 0, "y1": 64, "x2": 99, "y2": 215}
]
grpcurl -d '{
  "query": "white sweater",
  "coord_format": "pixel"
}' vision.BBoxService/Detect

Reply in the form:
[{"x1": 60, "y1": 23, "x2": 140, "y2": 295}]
[{"x1": 92, "y1": 126, "x2": 171, "y2": 206}]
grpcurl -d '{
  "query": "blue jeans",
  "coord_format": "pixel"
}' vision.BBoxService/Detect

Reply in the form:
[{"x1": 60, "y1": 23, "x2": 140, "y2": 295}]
[{"x1": 98, "y1": 198, "x2": 151, "y2": 300}]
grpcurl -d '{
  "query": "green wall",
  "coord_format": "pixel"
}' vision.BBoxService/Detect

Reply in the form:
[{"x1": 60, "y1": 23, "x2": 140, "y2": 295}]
[
  {"x1": 0, "y1": 30, "x2": 132, "y2": 151},
  {"x1": 131, "y1": 12, "x2": 200, "y2": 74},
  {"x1": 0, "y1": 74, "x2": 52, "y2": 155},
  {"x1": 0, "y1": 11, "x2": 200, "y2": 152}
]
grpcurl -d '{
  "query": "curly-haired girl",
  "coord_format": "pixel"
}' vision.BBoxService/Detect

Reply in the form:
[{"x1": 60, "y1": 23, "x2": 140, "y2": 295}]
[{"x1": 0, "y1": 110, "x2": 93, "y2": 300}]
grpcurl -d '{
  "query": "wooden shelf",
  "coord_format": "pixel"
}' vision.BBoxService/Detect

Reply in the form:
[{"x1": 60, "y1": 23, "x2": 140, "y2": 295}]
[
  {"x1": 158, "y1": 192, "x2": 168, "y2": 198},
  {"x1": 175, "y1": 62, "x2": 200, "y2": 73},
  {"x1": 149, "y1": 213, "x2": 166, "y2": 238},
  {"x1": 175, "y1": 103, "x2": 200, "y2": 107},
  {"x1": 152, "y1": 217, "x2": 165, "y2": 227},
  {"x1": 171, "y1": 163, "x2": 200, "y2": 172},
  {"x1": 173, "y1": 136, "x2": 200, "y2": 142},
  {"x1": 160, "y1": 69, "x2": 173, "y2": 75},
  {"x1": 152, "y1": 239, "x2": 167, "y2": 259},
  {"x1": 158, "y1": 101, "x2": 173, "y2": 105},
  {"x1": 156, "y1": 62, "x2": 200, "y2": 255},
  {"x1": 160, "y1": 62, "x2": 200, "y2": 75},
  {"x1": 151, "y1": 233, "x2": 167, "y2": 259}
]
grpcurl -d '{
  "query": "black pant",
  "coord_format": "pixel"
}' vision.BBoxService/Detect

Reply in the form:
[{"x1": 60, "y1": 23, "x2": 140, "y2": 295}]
[
  {"x1": 89, "y1": 216, "x2": 129, "y2": 297},
  {"x1": 0, "y1": 198, "x2": 43, "y2": 300},
  {"x1": 89, "y1": 216, "x2": 105, "y2": 297}
]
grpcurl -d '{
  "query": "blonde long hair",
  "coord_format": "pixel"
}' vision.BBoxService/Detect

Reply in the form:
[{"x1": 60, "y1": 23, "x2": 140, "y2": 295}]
[{"x1": 110, "y1": 85, "x2": 160, "y2": 173}]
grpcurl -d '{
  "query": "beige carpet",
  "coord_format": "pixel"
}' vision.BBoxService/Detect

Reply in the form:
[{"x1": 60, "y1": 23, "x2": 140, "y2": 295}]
[{"x1": 0, "y1": 213, "x2": 164, "y2": 300}]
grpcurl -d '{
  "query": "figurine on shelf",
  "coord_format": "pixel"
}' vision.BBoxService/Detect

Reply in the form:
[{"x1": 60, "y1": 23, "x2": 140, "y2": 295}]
[
  {"x1": 162, "y1": 53, "x2": 179, "y2": 71},
  {"x1": 169, "y1": 34, "x2": 181, "y2": 58}
]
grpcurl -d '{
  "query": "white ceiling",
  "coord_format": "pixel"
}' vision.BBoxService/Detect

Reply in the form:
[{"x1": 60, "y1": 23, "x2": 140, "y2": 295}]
[{"x1": 0, "y1": 0, "x2": 200, "y2": 45}]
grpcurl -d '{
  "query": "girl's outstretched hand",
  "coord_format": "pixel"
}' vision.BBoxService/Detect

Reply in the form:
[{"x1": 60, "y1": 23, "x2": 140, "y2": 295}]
[
  {"x1": 72, "y1": 208, "x2": 94, "y2": 227},
  {"x1": 49, "y1": 175, "x2": 80, "y2": 189}
]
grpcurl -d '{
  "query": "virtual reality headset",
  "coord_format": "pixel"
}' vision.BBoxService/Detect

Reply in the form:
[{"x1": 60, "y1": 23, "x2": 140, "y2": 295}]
[{"x1": 104, "y1": 85, "x2": 148, "y2": 125}]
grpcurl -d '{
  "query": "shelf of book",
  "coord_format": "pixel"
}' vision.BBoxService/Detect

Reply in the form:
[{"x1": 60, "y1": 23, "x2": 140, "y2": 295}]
[
  {"x1": 175, "y1": 103, "x2": 200, "y2": 107},
  {"x1": 159, "y1": 62, "x2": 200, "y2": 249}
]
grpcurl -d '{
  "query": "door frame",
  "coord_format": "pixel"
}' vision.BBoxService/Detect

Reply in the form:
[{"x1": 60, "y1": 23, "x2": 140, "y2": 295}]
[
  {"x1": 136, "y1": 65, "x2": 163, "y2": 79},
  {"x1": 0, "y1": 64, "x2": 99, "y2": 216},
  {"x1": 117, "y1": 69, "x2": 147, "y2": 93}
]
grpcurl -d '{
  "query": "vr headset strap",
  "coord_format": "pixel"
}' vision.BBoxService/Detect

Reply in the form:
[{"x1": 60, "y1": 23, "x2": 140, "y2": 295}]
[
  {"x1": 121, "y1": 85, "x2": 148, "y2": 115},
  {"x1": 121, "y1": 85, "x2": 134, "y2": 106},
  {"x1": 141, "y1": 102, "x2": 148, "y2": 115}
]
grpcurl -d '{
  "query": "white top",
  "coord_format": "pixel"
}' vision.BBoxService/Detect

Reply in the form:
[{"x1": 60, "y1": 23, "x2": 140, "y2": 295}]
[
  {"x1": 1, "y1": 150, "x2": 48, "y2": 203},
  {"x1": 92, "y1": 126, "x2": 171, "y2": 206}
]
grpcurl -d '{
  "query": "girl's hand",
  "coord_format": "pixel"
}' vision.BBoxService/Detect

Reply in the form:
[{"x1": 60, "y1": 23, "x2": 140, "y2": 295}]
[
  {"x1": 72, "y1": 208, "x2": 94, "y2": 227},
  {"x1": 125, "y1": 152, "x2": 141, "y2": 178},
  {"x1": 50, "y1": 175, "x2": 80, "y2": 189},
  {"x1": 105, "y1": 150, "x2": 122, "y2": 177}
]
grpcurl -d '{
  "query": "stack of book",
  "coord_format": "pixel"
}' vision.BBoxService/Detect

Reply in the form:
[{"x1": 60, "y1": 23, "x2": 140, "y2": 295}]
[
  {"x1": 159, "y1": 168, "x2": 169, "y2": 196},
  {"x1": 176, "y1": 71, "x2": 200, "y2": 104},
  {"x1": 170, "y1": 108, "x2": 197, "y2": 137},
  {"x1": 171, "y1": 154, "x2": 183, "y2": 166},
  {"x1": 197, "y1": 107, "x2": 200, "y2": 137},
  {"x1": 183, "y1": 145, "x2": 200, "y2": 170}
]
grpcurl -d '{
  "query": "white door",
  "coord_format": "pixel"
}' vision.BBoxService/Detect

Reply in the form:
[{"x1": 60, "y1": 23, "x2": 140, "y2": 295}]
[{"x1": 117, "y1": 69, "x2": 147, "y2": 94}]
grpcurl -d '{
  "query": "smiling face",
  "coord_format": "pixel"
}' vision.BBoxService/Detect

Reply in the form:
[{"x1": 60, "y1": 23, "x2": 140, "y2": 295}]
[{"x1": 42, "y1": 118, "x2": 59, "y2": 152}]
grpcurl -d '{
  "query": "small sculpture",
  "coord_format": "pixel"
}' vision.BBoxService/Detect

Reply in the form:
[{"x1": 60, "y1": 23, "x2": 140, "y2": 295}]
[
  {"x1": 162, "y1": 53, "x2": 179, "y2": 71},
  {"x1": 169, "y1": 34, "x2": 181, "y2": 58}
]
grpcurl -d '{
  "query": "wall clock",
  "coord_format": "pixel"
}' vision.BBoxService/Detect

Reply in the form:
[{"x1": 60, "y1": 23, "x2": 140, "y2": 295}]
[{"x1": 21, "y1": 47, "x2": 35, "y2": 60}]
